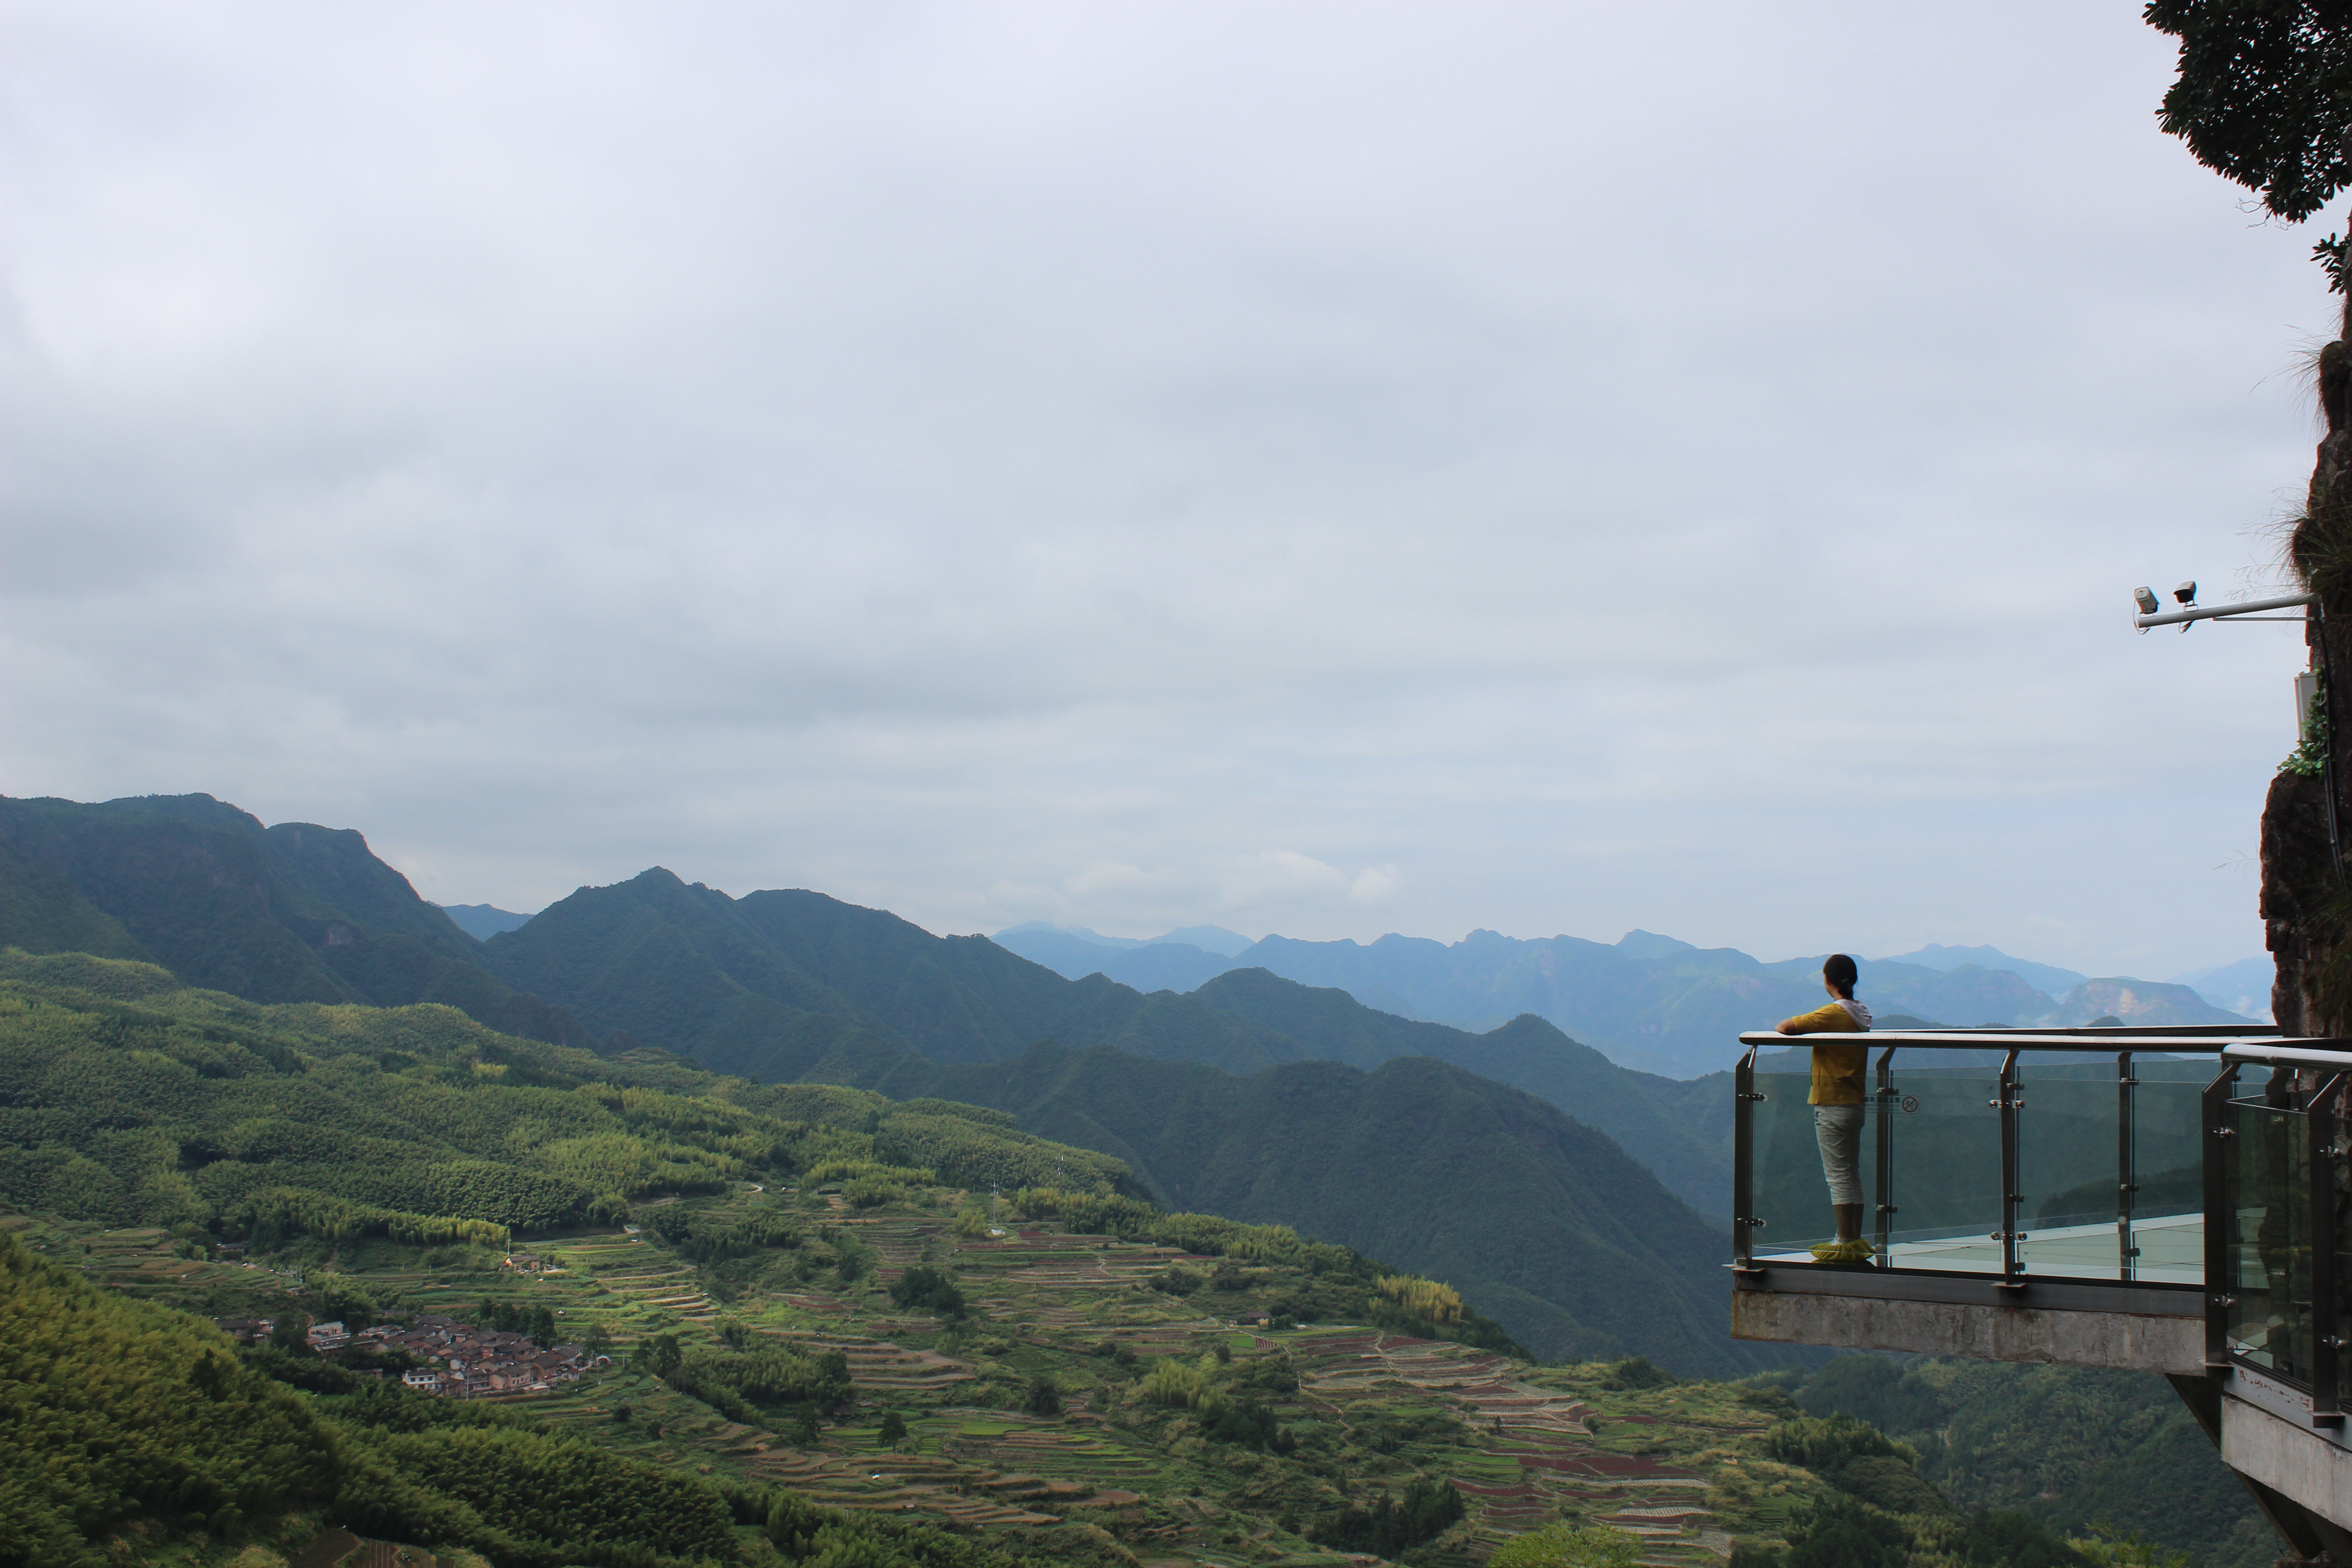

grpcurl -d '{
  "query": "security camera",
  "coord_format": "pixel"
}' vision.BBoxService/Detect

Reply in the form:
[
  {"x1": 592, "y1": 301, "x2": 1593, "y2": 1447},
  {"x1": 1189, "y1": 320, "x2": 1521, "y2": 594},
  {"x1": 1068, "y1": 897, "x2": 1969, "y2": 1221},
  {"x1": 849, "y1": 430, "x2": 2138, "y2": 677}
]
[
  {"x1": 2174, "y1": 580, "x2": 2198, "y2": 606},
  {"x1": 2133, "y1": 587, "x2": 2160, "y2": 616}
]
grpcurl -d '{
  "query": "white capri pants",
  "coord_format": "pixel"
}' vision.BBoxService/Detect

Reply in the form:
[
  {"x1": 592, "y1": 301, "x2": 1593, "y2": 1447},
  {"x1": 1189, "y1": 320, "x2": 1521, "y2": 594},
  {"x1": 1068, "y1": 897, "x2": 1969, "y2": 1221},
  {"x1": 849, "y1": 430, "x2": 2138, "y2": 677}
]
[{"x1": 1814, "y1": 1104, "x2": 1865, "y2": 1207}]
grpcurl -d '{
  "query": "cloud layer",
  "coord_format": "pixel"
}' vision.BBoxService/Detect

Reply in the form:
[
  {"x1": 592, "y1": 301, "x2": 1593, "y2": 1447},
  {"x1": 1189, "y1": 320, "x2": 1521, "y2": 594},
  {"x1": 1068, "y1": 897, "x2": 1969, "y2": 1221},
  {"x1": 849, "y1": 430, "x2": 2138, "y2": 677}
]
[{"x1": 0, "y1": 2, "x2": 2329, "y2": 976}]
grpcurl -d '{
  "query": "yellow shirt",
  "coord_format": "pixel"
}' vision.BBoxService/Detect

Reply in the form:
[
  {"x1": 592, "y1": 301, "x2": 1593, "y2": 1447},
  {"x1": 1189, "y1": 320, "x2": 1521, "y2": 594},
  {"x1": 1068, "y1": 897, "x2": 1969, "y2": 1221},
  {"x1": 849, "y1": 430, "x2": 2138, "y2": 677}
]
[{"x1": 1784, "y1": 1000, "x2": 1868, "y2": 1105}]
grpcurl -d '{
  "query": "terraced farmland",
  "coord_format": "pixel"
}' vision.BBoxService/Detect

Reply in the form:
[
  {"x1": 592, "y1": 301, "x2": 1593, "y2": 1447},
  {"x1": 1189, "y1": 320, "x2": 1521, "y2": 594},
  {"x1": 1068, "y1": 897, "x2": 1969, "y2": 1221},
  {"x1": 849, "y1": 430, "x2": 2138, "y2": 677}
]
[{"x1": 10, "y1": 1184, "x2": 1891, "y2": 1568}]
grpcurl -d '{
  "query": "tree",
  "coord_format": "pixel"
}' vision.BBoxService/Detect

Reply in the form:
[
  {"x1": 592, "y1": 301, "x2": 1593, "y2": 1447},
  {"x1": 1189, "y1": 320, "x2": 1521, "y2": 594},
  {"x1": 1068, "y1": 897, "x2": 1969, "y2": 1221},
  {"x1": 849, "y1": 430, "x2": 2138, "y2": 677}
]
[
  {"x1": 876, "y1": 1410, "x2": 909, "y2": 1447},
  {"x1": 886, "y1": 1264, "x2": 965, "y2": 1319},
  {"x1": 2148, "y1": 3, "x2": 2352, "y2": 225},
  {"x1": 1482, "y1": 1521, "x2": 1637, "y2": 1568},
  {"x1": 1024, "y1": 1377, "x2": 1063, "y2": 1416},
  {"x1": 2150, "y1": 2, "x2": 2352, "y2": 1031},
  {"x1": 2067, "y1": 1523, "x2": 2192, "y2": 1568},
  {"x1": 268, "y1": 1313, "x2": 312, "y2": 1357}
]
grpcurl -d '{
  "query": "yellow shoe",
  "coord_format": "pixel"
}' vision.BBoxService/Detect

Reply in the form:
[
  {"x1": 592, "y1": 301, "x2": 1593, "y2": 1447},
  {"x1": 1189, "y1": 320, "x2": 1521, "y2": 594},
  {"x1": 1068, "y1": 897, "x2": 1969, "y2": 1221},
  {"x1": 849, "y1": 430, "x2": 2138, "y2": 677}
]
[{"x1": 1809, "y1": 1239, "x2": 1876, "y2": 1264}]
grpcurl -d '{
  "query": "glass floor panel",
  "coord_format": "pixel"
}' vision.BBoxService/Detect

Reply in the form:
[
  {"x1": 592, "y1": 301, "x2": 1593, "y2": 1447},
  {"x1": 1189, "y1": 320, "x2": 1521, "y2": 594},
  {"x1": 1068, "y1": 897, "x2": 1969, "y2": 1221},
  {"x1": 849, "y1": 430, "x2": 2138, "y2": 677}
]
[{"x1": 1757, "y1": 1210, "x2": 2201, "y2": 1284}]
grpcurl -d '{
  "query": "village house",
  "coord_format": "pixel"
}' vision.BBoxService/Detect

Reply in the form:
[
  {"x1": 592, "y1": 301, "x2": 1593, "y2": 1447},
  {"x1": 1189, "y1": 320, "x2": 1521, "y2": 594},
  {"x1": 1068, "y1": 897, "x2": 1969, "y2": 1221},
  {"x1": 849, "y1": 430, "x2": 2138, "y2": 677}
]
[{"x1": 348, "y1": 1314, "x2": 588, "y2": 1400}]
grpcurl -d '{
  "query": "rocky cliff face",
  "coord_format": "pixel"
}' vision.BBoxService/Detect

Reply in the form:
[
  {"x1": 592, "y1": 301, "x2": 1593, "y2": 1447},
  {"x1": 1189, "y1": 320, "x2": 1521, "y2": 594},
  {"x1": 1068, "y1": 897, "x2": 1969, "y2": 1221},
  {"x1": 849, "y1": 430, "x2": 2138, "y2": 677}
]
[{"x1": 2262, "y1": 321, "x2": 2352, "y2": 1035}]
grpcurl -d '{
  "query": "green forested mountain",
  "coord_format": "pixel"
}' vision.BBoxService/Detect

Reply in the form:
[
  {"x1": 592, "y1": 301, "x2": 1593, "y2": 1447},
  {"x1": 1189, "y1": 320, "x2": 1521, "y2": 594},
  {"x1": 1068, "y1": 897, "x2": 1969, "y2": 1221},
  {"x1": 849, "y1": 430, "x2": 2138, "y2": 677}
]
[
  {"x1": 0, "y1": 948, "x2": 1145, "y2": 1250},
  {"x1": 1182, "y1": 969, "x2": 1731, "y2": 1215},
  {"x1": 885, "y1": 1041, "x2": 1755, "y2": 1376},
  {"x1": 478, "y1": 869, "x2": 1300, "y2": 1078},
  {"x1": 473, "y1": 870, "x2": 1738, "y2": 1215},
  {"x1": 0, "y1": 798, "x2": 1765, "y2": 1366},
  {"x1": 0, "y1": 948, "x2": 1729, "y2": 1377},
  {"x1": 0, "y1": 946, "x2": 2256, "y2": 1567},
  {"x1": 0, "y1": 799, "x2": 1740, "y2": 1218},
  {"x1": 0, "y1": 794, "x2": 593, "y2": 1048},
  {"x1": 1764, "y1": 1352, "x2": 2273, "y2": 1568}
]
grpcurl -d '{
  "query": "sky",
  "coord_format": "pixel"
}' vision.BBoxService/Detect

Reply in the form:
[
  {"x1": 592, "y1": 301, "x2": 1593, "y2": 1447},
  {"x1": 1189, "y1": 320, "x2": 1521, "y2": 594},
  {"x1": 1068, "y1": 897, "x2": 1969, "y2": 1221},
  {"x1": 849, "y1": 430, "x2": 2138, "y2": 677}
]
[{"x1": 0, "y1": 2, "x2": 2334, "y2": 979}]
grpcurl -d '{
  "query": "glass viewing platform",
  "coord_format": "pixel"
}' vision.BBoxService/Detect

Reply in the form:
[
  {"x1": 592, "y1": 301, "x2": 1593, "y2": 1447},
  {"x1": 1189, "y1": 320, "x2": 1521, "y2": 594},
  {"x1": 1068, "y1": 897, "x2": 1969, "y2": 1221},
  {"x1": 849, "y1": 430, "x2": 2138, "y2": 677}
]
[
  {"x1": 1732, "y1": 1028, "x2": 2229, "y2": 1289},
  {"x1": 1730, "y1": 1025, "x2": 2352, "y2": 1553}
]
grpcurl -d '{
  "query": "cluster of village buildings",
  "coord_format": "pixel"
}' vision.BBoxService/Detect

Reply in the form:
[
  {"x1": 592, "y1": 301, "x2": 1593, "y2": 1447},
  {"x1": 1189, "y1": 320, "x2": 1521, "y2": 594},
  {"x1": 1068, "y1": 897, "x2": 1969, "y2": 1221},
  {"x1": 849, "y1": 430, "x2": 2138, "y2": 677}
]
[{"x1": 214, "y1": 1312, "x2": 603, "y2": 1399}]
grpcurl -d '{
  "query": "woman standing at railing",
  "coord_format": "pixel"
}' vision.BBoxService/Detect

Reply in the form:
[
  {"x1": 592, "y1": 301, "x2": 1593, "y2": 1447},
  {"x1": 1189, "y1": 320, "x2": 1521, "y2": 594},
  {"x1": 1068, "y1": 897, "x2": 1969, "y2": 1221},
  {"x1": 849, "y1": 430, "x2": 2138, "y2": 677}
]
[{"x1": 1778, "y1": 954, "x2": 1873, "y2": 1263}]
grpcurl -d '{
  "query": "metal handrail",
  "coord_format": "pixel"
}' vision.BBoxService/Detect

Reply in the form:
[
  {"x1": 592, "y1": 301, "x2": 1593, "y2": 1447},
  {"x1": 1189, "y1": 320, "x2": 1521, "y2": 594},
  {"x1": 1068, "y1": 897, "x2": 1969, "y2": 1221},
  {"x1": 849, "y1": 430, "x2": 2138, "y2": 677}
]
[
  {"x1": 1739, "y1": 1027, "x2": 2283, "y2": 1052},
  {"x1": 2221, "y1": 1042, "x2": 2352, "y2": 1068}
]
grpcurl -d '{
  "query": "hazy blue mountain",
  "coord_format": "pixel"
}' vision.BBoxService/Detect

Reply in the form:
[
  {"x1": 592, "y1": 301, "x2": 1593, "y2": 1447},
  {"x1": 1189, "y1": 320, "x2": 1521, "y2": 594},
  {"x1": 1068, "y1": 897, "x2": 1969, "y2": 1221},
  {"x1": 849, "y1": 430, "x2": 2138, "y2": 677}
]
[
  {"x1": 2171, "y1": 956, "x2": 2273, "y2": 1020},
  {"x1": 1877, "y1": 942, "x2": 2090, "y2": 998},
  {"x1": 479, "y1": 871, "x2": 1301, "y2": 1081},
  {"x1": 1152, "y1": 924, "x2": 1255, "y2": 956},
  {"x1": 2045, "y1": 977, "x2": 2257, "y2": 1028},
  {"x1": 436, "y1": 901, "x2": 536, "y2": 939},
  {"x1": 1186, "y1": 930, "x2": 2250, "y2": 1077},
  {"x1": 995, "y1": 921, "x2": 1150, "y2": 950},
  {"x1": 992, "y1": 921, "x2": 1256, "y2": 975},
  {"x1": 994, "y1": 928, "x2": 1242, "y2": 992}
]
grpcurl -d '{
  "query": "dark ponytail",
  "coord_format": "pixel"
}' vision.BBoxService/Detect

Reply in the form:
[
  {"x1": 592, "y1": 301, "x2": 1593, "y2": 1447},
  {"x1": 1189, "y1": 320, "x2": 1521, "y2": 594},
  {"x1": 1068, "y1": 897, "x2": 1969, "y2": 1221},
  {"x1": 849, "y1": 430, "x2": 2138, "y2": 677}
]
[{"x1": 1823, "y1": 953, "x2": 1857, "y2": 997}]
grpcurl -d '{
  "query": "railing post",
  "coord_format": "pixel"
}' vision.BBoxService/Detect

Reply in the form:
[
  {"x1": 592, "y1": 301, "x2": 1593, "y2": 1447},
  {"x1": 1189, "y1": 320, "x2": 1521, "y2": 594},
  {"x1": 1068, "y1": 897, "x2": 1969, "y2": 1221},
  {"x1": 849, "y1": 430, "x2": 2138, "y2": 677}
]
[
  {"x1": 2311, "y1": 1071, "x2": 2342, "y2": 1423},
  {"x1": 2204, "y1": 1064, "x2": 2235, "y2": 1374},
  {"x1": 1998, "y1": 1049, "x2": 2023, "y2": 1281},
  {"x1": 1734, "y1": 1045, "x2": 1759, "y2": 1269},
  {"x1": 2118, "y1": 1050, "x2": 2138, "y2": 1283},
  {"x1": 1874, "y1": 1046, "x2": 1897, "y2": 1262}
]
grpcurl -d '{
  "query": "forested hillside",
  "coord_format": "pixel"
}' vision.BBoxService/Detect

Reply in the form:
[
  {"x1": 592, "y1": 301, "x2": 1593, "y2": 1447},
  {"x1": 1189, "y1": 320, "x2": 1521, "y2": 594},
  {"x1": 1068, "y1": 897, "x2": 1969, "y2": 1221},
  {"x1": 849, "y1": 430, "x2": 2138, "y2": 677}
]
[
  {"x1": 0, "y1": 798, "x2": 1753, "y2": 1222},
  {"x1": 883, "y1": 1042, "x2": 1754, "y2": 1374},
  {"x1": 0, "y1": 794, "x2": 591, "y2": 1048},
  {"x1": 0, "y1": 948, "x2": 1722, "y2": 1377},
  {"x1": 1761, "y1": 1352, "x2": 2271, "y2": 1568}
]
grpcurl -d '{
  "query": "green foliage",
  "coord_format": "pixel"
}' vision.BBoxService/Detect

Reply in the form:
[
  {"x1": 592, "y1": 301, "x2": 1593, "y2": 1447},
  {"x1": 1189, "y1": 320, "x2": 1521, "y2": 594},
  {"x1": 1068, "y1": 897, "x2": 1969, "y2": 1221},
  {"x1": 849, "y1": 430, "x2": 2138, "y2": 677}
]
[
  {"x1": 0, "y1": 1225, "x2": 775, "y2": 1568},
  {"x1": 2067, "y1": 1522, "x2": 2192, "y2": 1568},
  {"x1": 1487, "y1": 1521, "x2": 1642, "y2": 1568},
  {"x1": 1955, "y1": 1509, "x2": 2090, "y2": 1568},
  {"x1": 649, "y1": 1199, "x2": 802, "y2": 1261},
  {"x1": 1780, "y1": 1494, "x2": 1909, "y2": 1568},
  {"x1": 2148, "y1": 1, "x2": 2352, "y2": 224},
  {"x1": 0, "y1": 1230, "x2": 338, "y2": 1564},
  {"x1": 1024, "y1": 1376, "x2": 1063, "y2": 1416},
  {"x1": 676, "y1": 1342, "x2": 853, "y2": 1413},
  {"x1": 1140, "y1": 1357, "x2": 1211, "y2": 1409},
  {"x1": 877, "y1": 1110, "x2": 1131, "y2": 1197},
  {"x1": 1763, "y1": 1414, "x2": 1914, "y2": 1474},
  {"x1": 1601, "y1": 1355, "x2": 1672, "y2": 1390},
  {"x1": 473, "y1": 1295, "x2": 558, "y2": 1345},
  {"x1": 0, "y1": 794, "x2": 589, "y2": 1048},
  {"x1": 1766, "y1": 1355, "x2": 2262, "y2": 1567},
  {"x1": 877, "y1": 1409, "x2": 910, "y2": 1446},
  {"x1": 889, "y1": 1264, "x2": 967, "y2": 1318},
  {"x1": 239, "y1": 1186, "x2": 513, "y2": 1250},
  {"x1": 1308, "y1": 1476, "x2": 1464, "y2": 1557}
]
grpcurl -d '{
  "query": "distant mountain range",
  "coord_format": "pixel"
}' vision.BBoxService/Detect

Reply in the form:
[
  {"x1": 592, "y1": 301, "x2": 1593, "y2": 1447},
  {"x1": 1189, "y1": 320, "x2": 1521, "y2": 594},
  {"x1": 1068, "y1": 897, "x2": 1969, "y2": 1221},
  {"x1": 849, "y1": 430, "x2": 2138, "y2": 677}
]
[{"x1": 990, "y1": 926, "x2": 2264, "y2": 1076}]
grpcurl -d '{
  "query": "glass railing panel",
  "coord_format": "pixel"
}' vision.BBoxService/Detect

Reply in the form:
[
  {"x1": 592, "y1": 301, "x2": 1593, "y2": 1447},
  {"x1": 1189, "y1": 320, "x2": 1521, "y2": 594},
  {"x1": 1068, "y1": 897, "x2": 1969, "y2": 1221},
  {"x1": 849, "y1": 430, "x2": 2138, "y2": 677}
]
[
  {"x1": 2124, "y1": 1057, "x2": 2210, "y2": 1285},
  {"x1": 2220, "y1": 1089, "x2": 2313, "y2": 1385},
  {"x1": 1877, "y1": 1055, "x2": 2006, "y2": 1272},
  {"x1": 2009, "y1": 1058, "x2": 2122, "y2": 1278},
  {"x1": 1740, "y1": 1043, "x2": 2219, "y2": 1285},
  {"x1": 1747, "y1": 1053, "x2": 1876, "y2": 1261}
]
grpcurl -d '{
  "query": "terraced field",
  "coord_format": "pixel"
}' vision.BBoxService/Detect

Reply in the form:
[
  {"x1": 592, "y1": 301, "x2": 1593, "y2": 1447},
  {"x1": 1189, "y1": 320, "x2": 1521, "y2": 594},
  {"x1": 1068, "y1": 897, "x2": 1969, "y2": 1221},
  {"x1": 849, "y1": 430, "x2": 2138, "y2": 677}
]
[{"x1": 11, "y1": 1188, "x2": 1856, "y2": 1567}]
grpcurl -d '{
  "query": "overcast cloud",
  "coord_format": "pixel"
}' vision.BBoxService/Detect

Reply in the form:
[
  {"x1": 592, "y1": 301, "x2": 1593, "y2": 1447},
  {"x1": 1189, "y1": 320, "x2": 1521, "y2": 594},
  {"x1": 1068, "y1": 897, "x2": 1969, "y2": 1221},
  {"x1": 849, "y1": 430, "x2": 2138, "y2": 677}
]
[{"x1": 0, "y1": 2, "x2": 2332, "y2": 978}]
